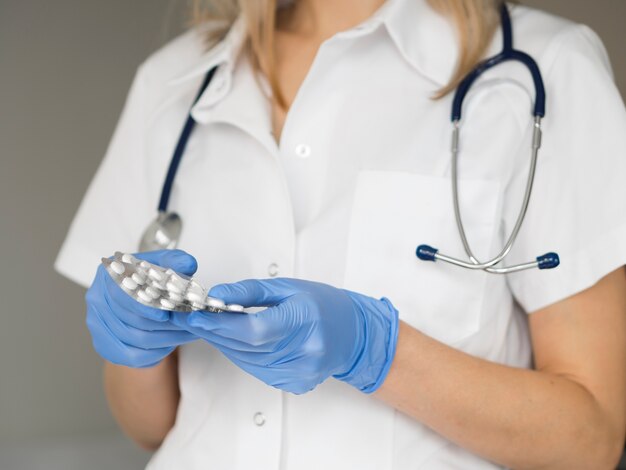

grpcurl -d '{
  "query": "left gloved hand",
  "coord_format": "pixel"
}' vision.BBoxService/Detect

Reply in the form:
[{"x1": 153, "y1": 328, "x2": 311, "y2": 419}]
[
  {"x1": 86, "y1": 249, "x2": 199, "y2": 368},
  {"x1": 172, "y1": 278, "x2": 399, "y2": 394}
]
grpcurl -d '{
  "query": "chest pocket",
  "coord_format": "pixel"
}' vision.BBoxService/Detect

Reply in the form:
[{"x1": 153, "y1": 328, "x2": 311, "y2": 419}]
[{"x1": 343, "y1": 170, "x2": 501, "y2": 345}]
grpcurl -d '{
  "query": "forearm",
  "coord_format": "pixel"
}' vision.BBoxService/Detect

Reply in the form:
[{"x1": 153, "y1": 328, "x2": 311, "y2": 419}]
[
  {"x1": 104, "y1": 350, "x2": 180, "y2": 450},
  {"x1": 375, "y1": 322, "x2": 622, "y2": 469}
]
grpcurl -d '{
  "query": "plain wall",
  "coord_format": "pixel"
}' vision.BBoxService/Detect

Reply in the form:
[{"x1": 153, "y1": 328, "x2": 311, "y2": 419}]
[
  {"x1": 1, "y1": 0, "x2": 624, "y2": 450},
  {"x1": 0, "y1": 0, "x2": 186, "y2": 444}
]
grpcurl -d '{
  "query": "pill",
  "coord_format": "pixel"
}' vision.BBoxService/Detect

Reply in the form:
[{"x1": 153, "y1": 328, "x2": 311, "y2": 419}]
[
  {"x1": 121, "y1": 253, "x2": 137, "y2": 264},
  {"x1": 121, "y1": 277, "x2": 138, "y2": 290},
  {"x1": 139, "y1": 261, "x2": 150, "y2": 269},
  {"x1": 131, "y1": 273, "x2": 146, "y2": 285},
  {"x1": 137, "y1": 289, "x2": 152, "y2": 303},
  {"x1": 189, "y1": 280, "x2": 203, "y2": 291},
  {"x1": 186, "y1": 290, "x2": 204, "y2": 303},
  {"x1": 191, "y1": 301, "x2": 206, "y2": 311},
  {"x1": 160, "y1": 298, "x2": 176, "y2": 310},
  {"x1": 168, "y1": 291, "x2": 183, "y2": 302},
  {"x1": 110, "y1": 261, "x2": 125, "y2": 275},
  {"x1": 226, "y1": 304, "x2": 244, "y2": 313},
  {"x1": 169, "y1": 273, "x2": 186, "y2": 285},
  {"x1": 149, "y1": 280, "x2": 167, "y2": 291},
  {"x1": 165, "y1": 268, "x2": 175, "y2": 276},
  {"x1": 207, "y1": 297, "x2": 226, "y2": 309},
  {"x1": 145, "y1": 286, "x2": 160, "y2": 299},
  {"x1": 166, "y1": 281, "x2": 183, "y2": 295},
  {"x1": 148, "y1": 268, "x2": 164, "y2": 282},
  {"x1": 169, "y1": 275, "x2": 186, "y2": 289}
]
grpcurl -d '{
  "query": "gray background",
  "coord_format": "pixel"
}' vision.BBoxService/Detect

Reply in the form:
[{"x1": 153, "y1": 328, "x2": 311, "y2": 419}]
[{"x1": 0, "y1": 1, "x2": 624, "y2": 469}]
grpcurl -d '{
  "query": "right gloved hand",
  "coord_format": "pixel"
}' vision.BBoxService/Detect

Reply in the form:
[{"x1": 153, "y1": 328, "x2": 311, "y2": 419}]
[{"x1": 85, "y1": 249, "x2": 199, "y2": 368}]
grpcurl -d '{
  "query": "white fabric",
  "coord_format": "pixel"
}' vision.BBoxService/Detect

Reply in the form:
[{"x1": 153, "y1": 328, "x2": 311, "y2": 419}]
[{"x1": 55, "y1": 0, "x2": 626, "y2": 468}]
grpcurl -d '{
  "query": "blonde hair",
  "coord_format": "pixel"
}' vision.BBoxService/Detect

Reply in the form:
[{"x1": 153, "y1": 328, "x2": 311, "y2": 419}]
[{"x1": 192, "y1": 0, "x2": 502, "y2": 107}]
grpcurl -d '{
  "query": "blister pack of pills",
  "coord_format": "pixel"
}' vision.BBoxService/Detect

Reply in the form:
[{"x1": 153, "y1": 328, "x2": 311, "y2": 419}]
[{"x1": 101, "y1": 252, "x2": 245, "y2": 313}]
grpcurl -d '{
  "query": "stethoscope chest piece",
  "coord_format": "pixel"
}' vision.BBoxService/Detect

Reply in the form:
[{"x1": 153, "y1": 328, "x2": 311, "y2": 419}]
[{"x1": 139, "y1": 211, "x2": 182, "y2": 251}]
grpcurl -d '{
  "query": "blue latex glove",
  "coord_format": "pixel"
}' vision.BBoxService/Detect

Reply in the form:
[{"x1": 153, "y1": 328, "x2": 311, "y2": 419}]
[
  {"x1": 85, "y1": 249, "x2": 199, "y2": 368},
  {"x1": 174, "y1": 278, "x2": 399, "y2": 394}
]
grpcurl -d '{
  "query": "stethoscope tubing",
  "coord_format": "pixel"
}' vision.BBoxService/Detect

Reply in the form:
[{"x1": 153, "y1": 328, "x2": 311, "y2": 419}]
[
  {"x1": 451, "y1": 117, "x2": 541, "y2": 272},
  {"x1": 417, "y1": 2, "x2": 559, "y2": 273},
  {"x1": 157, "y1": 66, "x2": 218, "y2": 213}
]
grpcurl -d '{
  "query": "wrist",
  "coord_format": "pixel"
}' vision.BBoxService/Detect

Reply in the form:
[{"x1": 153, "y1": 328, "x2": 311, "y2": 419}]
[{"x1": 333, "y1": 294, "x2": 399, "y2": 393}]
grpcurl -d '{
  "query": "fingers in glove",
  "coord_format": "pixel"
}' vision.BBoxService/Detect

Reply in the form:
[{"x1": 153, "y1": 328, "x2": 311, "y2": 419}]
[
  {"x1": 87, "y1": 305, "x2": 177, "y2": 368},
  {"x1": 134, "y1": 249, "x2": 198, "y2": 277},
  {"x1": 121, "y1": 310, "x2": 190, "y2": 332},
  {"x1": 89, "y1": 303, "x2": 196, "y2": 350},
  {"x1": 170, "y1": 311, "x2": 274, "y2": 352},
  {"x1": 185, "y1": 304, "x2": 298, "y2": 348},
  {"x1": 208, "y1": 278, "x2": 306, "y2": 308},
  {"x1": 99, "y1": 249, "x2": 197, "y2": 320},
  {"x1": 102, "y1": 269, "x2": 170, "y2": 322}
]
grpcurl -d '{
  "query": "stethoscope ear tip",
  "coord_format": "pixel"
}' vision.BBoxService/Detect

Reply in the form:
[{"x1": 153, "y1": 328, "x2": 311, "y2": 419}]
[
  {"x1": 537, "y1": 252, "x2": 560, "y2": 270},
  {"x1": 416, "y1": 244, "x2": 438, "y2": 262}
]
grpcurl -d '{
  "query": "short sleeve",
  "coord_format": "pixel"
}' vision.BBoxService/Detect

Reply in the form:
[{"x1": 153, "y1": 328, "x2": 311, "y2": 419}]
[
  {"x1": 54, "y1": 64, "x2": 155, "y2": 287},
  {"x1": 504, "y1": 24, "x2": 626, "y2": 313}
]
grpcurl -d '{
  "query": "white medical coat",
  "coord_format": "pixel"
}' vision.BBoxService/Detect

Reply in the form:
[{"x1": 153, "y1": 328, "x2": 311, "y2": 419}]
[{"x1": 55, "y1": 0, "x2": 626, "y2": 468}]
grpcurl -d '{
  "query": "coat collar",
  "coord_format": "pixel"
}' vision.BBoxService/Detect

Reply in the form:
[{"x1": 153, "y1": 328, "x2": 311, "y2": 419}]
[
  {"x1": 168, "y1": 14, "x2": 247, "y2": 87},
  {"x1": 382, "y1": 0, "x2": 459, "y2": 87},
  {"x1": 328, "y1": 0, "x2": 459, "y2": 87},
  {"x1": 168, "y1": 0, "x2": 461, "y2": 110}
]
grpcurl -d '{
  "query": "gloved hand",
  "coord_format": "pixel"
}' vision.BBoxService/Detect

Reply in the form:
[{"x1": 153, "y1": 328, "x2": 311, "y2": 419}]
[
  {"x1": 85, "y1": 249, "x2": 199, "y2": 368},
  {"x1": 173, "y1": 278, "x2": 399, "y2": 394}
]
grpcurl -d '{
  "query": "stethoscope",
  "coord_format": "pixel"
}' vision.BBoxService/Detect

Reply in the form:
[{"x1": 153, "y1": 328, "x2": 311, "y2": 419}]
[
  {"x1": 138, "y1": 67, "x2": 217, "y2": 252},
  {"x1": 415, "y1": 2, "x2": 559, "y2": 273},
  {"x1": 140, "y1": 2, "x2": 560, "y2": 274}
]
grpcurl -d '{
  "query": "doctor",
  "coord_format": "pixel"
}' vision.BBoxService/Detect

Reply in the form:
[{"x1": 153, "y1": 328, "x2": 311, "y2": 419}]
[{"x1": 56, "y1": 0, "x2": 626, "y2": 468}]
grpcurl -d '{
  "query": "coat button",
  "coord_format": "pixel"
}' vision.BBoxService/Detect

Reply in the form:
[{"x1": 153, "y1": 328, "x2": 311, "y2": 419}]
[
  {"x1": 268, "y1": 263, "x2": 279, "y2": 277},
  {"x1": 294, "y1": 144, "x2": 311, "y2": 158},
  {"x1": 253, "y1": 412, "x2": 266, "y2": 426}
]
